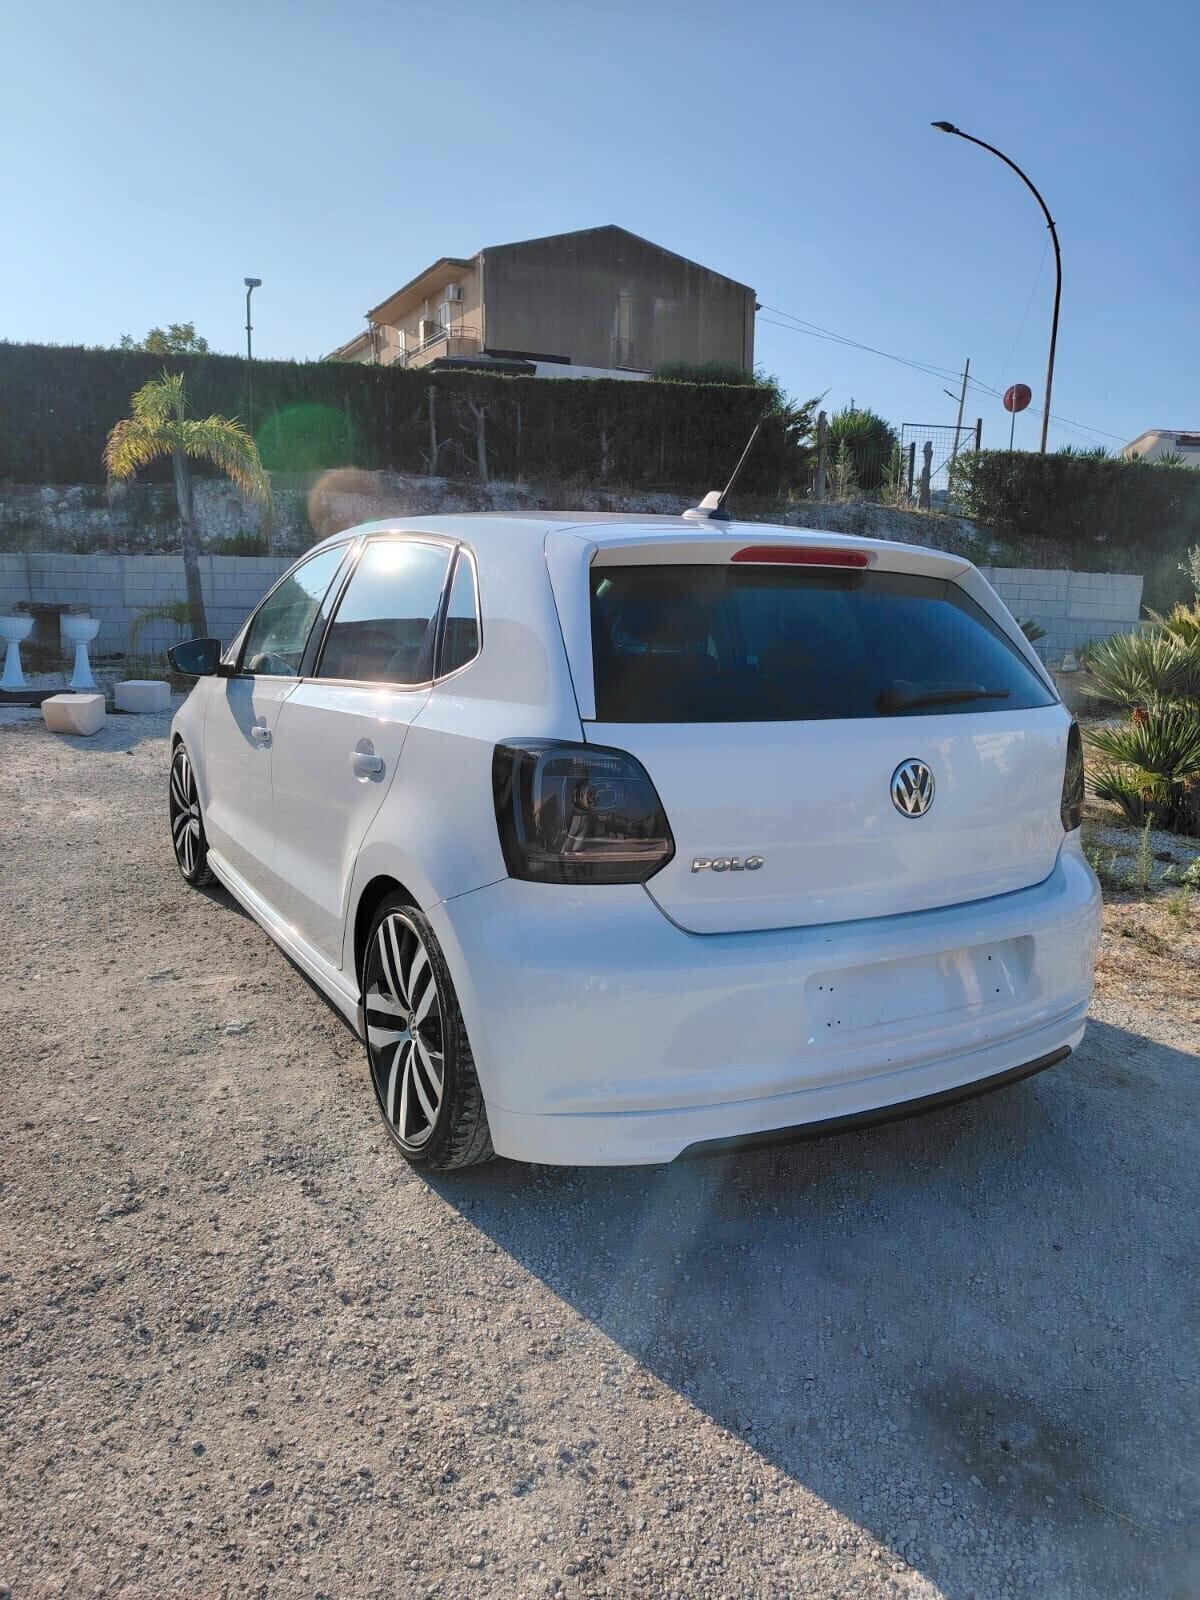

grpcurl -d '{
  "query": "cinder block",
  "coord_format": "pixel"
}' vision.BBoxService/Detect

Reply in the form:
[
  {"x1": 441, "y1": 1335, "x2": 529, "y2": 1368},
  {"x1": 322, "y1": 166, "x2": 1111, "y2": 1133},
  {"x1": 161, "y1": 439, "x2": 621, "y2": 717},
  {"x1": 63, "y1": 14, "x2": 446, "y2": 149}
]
[
  {"x1": 115, "y1": 679, "x2": 171, "y2": 713},
  {"x1": 42, "y1": 693, "x2": 106, "y2": 736}
]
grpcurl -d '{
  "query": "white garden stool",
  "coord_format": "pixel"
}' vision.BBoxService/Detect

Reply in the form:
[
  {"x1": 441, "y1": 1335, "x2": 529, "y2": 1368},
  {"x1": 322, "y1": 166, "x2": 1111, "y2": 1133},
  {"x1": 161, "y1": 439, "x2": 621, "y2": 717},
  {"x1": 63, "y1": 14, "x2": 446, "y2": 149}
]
[
  {"x1": 62, "y1": 614, "x2": 100, "y2": 691},
  {"x1": 0, "y1": 614, "x2": 33, "y2": 691},
  {"x1": 42, "y1": 693, "x2": 107, "y2": 736},
  {"x1": 115, "y1": 679, "x2": 171, "y2": 713}
]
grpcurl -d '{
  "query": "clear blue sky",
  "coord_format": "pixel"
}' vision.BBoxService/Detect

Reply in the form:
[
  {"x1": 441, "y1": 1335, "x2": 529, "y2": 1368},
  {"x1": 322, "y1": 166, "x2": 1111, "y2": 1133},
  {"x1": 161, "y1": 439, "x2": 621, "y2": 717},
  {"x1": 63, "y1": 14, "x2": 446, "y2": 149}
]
[{"x1": 3, "y1": 0, "x2": 1195, "y2": 453}]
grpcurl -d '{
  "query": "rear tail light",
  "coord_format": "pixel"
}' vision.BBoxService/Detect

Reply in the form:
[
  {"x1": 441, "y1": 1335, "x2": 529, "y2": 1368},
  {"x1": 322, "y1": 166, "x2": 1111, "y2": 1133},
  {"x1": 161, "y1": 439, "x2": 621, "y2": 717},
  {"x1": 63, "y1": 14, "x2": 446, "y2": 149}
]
[
  {"x1": 1061, "y1": 720, "x2": 1084, "y2": 831},
  {"x1": 492, "y1": 741, "x2": 674, "y2": 884}
]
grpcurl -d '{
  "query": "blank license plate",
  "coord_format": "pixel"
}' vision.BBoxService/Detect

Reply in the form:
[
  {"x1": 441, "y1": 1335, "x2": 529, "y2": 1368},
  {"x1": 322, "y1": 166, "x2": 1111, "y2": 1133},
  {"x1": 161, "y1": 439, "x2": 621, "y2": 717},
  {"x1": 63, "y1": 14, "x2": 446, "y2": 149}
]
[{"x1": 804, "y1": 937, "x2": 1032, "y2": 1036}]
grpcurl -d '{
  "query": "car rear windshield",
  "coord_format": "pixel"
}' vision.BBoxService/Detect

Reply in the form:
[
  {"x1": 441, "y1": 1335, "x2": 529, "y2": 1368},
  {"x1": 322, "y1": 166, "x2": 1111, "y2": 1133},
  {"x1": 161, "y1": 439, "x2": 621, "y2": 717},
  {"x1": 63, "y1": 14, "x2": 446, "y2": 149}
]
[{"x1": 589, "y1": 564, "x2": 1056, "y2": 723}]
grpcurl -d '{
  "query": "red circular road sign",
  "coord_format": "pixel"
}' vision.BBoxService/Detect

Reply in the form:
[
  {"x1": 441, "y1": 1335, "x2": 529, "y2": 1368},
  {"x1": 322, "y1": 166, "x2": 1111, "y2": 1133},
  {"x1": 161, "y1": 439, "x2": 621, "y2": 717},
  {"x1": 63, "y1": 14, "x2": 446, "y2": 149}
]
[{"x1": 1003, "y1": 383, "x2": 1032, "y2": 414}]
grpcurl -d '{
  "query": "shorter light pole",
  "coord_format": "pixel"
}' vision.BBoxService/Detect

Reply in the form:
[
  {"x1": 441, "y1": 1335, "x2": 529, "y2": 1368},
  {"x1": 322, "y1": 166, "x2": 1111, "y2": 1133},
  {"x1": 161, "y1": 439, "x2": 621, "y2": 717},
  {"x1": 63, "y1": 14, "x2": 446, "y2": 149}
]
[{"x1": 244, "y1": 277, "x2": 262, "y2": 436}]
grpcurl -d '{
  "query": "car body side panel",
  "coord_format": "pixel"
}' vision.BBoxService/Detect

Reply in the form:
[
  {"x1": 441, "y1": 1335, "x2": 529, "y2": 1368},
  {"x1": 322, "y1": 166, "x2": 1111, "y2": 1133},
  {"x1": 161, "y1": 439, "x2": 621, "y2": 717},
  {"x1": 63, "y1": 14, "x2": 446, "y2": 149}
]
[
  {"x1": 338, "y1": 531, "x2": 584, "y2": 977},
  {"x1": 269, "y1": 681, "x2": 431, "y2": 964}
]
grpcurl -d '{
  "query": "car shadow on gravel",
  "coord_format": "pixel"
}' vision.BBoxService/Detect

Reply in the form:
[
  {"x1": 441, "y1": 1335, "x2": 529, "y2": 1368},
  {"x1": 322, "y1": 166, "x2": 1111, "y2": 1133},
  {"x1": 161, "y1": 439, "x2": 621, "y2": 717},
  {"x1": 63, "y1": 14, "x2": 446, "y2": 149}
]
[{"x1": 431, "y1": 1021, "x2": 1196, "y2": 1600}]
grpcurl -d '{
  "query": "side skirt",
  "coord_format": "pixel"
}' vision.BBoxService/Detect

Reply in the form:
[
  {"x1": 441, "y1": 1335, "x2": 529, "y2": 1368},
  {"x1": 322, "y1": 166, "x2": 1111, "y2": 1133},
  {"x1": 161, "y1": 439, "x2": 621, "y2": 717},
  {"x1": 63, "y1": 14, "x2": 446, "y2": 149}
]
[{"x1": 206, "y1": 848, "x2": 363, "y2": 1037}]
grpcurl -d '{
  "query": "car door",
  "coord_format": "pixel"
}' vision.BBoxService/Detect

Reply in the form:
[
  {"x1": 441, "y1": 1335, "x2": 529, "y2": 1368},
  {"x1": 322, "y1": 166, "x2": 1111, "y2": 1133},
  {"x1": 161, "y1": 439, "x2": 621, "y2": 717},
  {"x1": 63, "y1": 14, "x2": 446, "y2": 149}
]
[
  {"x1": 268, "y1": 535, "x2": 455, "y2": 965},
  {"x1": 202, "y1": 542, "x2": 351, "y2": 895}
]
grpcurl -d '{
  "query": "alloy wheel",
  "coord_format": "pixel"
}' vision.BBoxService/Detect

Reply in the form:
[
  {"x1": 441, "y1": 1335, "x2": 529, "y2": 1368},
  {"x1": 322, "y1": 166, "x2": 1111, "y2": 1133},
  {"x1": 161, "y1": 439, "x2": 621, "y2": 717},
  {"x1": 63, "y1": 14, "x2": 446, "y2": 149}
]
[
  {"x1": 169, "y1": 747, "x2": 203, "y2": 878},
  {"x1": 364, "y1": 911, "x2": 446, "y2": 1149}
]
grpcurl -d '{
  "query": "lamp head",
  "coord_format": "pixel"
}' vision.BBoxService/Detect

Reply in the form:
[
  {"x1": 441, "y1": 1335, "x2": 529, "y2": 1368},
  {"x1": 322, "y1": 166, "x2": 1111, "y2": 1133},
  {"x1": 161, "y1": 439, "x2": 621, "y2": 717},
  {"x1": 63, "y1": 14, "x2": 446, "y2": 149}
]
[
  {"x1": 244, "y1": 276, "x2": 262, "y2": 289},
  {"x1": 931, "y1": 121, "x2": 958, "y2": 134}
]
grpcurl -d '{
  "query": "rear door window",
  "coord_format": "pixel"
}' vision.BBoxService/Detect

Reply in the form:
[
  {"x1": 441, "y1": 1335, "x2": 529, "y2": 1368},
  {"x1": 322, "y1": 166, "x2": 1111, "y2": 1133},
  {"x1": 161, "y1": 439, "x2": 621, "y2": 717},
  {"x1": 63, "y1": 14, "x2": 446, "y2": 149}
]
[
  {"x1": 437, "y1": 549, "x2": 481, "y2": 676},
  {"x1": 590, "y1": 565, "x2": 1055, "y2": 722},
  {"x1": 318, "y1": 539, "x2": 451, "y2": 685}
]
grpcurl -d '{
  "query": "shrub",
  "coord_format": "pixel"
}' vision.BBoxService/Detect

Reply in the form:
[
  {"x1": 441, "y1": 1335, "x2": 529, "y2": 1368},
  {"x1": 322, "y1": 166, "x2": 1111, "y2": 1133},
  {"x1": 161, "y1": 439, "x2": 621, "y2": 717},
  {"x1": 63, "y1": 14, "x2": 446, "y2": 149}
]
[
  {"x1": 129, "y1": 599, "x2": 191, "y2": 654},
  {"x1": 1080, "y1": 629, "x2": 1200, "y2": 710},
  {"x1": 951, "y1": 448, "x2": 1200, "y2": 565},
  {"x1": 1088, "y1": 708, "x2": 1200, "y2": 834},
  {"x1": 210, "y1": 531, "x2": 270, "y2": 556},
  {"x1": 0, "y1": 341, "x2": 802, "y2": 496},
  {"x1": 1152, "y1": 600, "x2": 1200, "y2": 647},
  {"x1": 825, "y1": 407, "x2": 897, "y2": 495},
  {"x1": 650, "y1": 360, "x2": 756, "y2": 386}
]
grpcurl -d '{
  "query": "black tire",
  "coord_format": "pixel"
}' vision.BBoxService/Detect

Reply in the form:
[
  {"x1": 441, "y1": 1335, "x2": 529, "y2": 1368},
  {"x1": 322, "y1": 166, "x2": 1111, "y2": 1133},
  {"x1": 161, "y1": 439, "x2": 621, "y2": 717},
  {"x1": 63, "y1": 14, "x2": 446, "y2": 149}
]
[
  {"x1": 362, "y1": 896, "x2": 493, "y2": 1169},
  {"x1": 169, "y1": 742, "x2": 214, "y2": 887}
]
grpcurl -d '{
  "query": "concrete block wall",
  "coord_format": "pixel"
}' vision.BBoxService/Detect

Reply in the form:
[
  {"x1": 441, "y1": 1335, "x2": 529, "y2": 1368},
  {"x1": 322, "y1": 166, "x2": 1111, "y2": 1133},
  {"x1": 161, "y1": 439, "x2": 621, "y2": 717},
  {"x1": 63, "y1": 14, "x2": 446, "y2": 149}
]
[
  {"x1": 979, "y1": 568, "x2": 1144, "y2": 663},
  {"x1": 0, "y1": 553, "x2": 1144, "y2": 666},
  {"x1": 0, "y1": 553, "x2": 289, "y2": 656}
]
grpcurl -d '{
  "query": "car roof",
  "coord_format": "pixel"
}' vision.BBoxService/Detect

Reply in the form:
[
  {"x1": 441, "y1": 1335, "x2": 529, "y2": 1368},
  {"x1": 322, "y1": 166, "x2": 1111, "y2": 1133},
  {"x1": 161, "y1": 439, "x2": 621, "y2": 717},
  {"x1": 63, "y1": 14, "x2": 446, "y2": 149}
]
[{"x1": 306, "y1": 511, "x2": 964, "y2": 568}]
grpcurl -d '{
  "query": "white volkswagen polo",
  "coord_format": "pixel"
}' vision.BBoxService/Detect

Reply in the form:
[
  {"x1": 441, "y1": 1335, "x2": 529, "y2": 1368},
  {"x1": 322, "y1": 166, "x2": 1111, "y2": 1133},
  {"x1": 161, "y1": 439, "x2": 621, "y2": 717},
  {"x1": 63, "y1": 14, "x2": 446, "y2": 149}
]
[{"x1": 168, "y1": 512, "x2": 1101, "y2": 1169}]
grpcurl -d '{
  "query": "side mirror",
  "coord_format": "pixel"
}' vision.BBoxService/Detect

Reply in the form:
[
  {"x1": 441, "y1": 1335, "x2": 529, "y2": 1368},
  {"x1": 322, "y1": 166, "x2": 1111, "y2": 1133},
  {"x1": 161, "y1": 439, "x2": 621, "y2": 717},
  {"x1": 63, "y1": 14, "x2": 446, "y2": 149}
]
[{"x1": 168, "y1": 637, "x2": 229, "y2": 677}]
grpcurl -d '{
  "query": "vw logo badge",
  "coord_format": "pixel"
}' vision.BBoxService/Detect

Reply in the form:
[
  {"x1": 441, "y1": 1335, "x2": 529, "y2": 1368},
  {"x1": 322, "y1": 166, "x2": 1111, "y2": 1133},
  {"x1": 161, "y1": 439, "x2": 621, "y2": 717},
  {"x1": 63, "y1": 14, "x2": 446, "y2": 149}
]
[{"x1": 891, "y1": 758, "x2": 935, "y2": 818}]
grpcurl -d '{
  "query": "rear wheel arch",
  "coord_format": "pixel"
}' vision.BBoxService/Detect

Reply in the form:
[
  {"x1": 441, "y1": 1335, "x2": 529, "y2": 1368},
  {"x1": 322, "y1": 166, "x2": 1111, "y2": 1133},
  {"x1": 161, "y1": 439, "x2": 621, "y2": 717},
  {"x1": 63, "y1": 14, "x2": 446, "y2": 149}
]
[{"x1": 353, "y1": 875, "x2": 417, "y2": 984}]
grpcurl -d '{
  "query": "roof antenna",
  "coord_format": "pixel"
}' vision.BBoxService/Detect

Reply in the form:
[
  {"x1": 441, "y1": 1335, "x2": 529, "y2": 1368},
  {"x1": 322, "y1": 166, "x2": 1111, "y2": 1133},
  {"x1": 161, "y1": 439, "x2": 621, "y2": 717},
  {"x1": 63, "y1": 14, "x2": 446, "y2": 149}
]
[{"x1": 682, "y1": 418, "x2": 763, "y2": 523}]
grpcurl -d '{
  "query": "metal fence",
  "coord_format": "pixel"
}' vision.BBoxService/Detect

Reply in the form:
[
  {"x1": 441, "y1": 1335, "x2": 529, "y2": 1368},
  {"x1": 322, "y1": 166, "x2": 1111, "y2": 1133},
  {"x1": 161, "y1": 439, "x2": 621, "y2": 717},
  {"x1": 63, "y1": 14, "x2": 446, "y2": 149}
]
[{"x1": 898, "y1": 422, "x2": 981, "y2": 500}]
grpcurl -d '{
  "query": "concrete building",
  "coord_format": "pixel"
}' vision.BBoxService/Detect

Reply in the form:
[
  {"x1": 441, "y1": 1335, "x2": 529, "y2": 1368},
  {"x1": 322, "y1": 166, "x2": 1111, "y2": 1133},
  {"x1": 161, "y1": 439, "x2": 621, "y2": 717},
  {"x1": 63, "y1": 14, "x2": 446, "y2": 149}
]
[
  {"x1": 325, "y1": 225, "x2": 756, "y2": 380},
  {"x1": 1119, "y1": 428, "x2": 1200, "y2": 467}
]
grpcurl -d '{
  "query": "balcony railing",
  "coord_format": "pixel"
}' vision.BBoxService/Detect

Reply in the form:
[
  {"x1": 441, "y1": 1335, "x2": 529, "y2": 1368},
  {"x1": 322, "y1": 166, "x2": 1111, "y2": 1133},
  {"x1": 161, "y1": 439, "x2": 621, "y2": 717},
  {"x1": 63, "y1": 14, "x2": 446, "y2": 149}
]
[{"x1": 388, "y1": 326, "x2": 481, "y2": 369}]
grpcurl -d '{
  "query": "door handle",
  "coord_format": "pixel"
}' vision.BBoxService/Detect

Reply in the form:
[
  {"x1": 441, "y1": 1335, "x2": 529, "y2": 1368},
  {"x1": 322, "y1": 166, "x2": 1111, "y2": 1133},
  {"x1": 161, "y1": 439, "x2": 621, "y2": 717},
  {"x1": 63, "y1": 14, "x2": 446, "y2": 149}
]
[
  {"x1": 350, "y1": 749, "x2": 385, "y2": 777},
  {"x1": 250, "y1": 724, "x2": 272, "y2": 747}
]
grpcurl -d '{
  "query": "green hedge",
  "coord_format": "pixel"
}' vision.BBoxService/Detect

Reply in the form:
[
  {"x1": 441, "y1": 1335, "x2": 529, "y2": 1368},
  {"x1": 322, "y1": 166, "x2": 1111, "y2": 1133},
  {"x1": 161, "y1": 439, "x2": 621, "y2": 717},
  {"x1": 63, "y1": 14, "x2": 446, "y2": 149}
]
[
  {"x1": 952, "y1": 449, "x2": 1200, "y2": 558},
  {"x1": 0, "y1": 342, "x2": 798, "y2": 494}
]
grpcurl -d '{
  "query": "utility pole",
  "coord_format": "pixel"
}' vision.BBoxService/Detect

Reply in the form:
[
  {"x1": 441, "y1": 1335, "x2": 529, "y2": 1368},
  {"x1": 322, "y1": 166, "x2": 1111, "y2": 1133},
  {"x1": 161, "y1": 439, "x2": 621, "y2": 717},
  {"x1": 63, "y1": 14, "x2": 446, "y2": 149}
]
[
  {"x1": 813, "y1": 409, "x2": 828, "y2": 499},
  {"x1": 949, "y1": 357, "x2": 970, "y2": 477}
]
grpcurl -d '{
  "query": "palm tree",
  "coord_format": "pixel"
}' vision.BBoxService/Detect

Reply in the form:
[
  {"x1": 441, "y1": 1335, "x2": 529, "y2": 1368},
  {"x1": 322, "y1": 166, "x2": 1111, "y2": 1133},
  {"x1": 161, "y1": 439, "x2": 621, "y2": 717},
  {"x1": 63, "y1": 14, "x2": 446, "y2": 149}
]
[{"x1": 104, "y1": 371, "x2": 271, "y2": 637}]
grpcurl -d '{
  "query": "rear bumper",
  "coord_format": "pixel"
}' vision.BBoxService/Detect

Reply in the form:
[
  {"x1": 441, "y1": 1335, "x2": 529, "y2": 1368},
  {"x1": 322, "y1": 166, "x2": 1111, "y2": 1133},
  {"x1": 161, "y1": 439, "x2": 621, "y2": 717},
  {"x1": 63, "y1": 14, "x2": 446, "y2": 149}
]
[
  {"x1": 681, "y1": 1045, "x2": 1071, "y2": 1157},
  {"x1": 429, "y1": 834, "x2": 1101, "y2": 1166}
]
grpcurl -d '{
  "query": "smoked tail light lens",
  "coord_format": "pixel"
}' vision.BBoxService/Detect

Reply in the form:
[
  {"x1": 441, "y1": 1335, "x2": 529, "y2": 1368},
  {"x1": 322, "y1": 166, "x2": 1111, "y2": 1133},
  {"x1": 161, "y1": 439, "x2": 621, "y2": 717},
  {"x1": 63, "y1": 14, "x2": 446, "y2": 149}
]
[
  {"x1": 492, "y1": 741, "x2": 675, "y2": 884},
  {"x1": 1061, "y1": 720, "x2": 1084, "y2": 832}
]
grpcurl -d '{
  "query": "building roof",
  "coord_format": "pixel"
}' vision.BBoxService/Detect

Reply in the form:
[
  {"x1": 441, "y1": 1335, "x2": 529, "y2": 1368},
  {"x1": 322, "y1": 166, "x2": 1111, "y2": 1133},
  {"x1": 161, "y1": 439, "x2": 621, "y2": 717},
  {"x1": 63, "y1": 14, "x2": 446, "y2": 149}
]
[
  {"x1": 483, "y1": 224, "x2": 754, "y2": 293},
  {"x1": 1121, "y1": 428, "x2": 1200, "y2": 453},
  {"x1": 365, "y1": 257, "x2": 474, "y2": 325},
  {"x1": 324, "y1": 328, "x2": 374, "y2": 362},
  {"x1": 363, "y1": 225, "x2": 753, "y2": 328}
]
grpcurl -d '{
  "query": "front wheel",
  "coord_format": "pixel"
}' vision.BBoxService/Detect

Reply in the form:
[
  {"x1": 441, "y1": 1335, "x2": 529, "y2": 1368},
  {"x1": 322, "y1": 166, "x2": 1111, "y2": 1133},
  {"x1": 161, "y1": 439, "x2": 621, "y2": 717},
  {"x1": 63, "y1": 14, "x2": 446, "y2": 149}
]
[
  {"x1": 362, "y1": 898, "x2": 493, "y2": 1169},
  {"x1": 169, "y1": 743, "x2": 213, "y2": 887}
]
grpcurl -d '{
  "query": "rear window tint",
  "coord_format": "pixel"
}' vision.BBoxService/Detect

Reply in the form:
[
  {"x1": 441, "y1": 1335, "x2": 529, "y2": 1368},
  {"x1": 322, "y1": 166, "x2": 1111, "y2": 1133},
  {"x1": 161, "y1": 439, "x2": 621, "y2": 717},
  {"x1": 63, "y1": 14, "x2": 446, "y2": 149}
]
[{"x1": 590, "y1": 565, "x2": 1055, "y2": 723}]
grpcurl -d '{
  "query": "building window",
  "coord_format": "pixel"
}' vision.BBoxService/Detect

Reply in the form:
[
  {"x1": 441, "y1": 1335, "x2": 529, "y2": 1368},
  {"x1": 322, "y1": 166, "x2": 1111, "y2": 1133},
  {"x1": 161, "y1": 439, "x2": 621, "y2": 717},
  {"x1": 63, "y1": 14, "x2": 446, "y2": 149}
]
[{"x1": 614, "y1": 291, "x2": 634, "y2": 367}]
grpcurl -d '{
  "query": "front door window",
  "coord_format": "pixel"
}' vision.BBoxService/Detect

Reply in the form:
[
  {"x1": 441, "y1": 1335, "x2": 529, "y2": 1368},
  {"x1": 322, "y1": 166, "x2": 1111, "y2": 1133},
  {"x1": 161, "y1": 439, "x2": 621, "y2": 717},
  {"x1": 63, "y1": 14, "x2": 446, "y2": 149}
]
[{"x1": 240, "y1": 545, "x2": 347, "y2": 676}]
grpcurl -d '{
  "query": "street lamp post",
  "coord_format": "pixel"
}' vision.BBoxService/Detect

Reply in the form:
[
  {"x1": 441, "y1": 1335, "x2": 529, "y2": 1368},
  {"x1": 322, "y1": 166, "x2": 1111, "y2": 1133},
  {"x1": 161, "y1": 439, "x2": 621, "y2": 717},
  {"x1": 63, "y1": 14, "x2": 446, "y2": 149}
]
[
  {"x1": 244, "y1": 277, "x2": 262, "y2": 436},
  {"x1": 931, "y1": 122, "x2": 1061, "y2": 455}
]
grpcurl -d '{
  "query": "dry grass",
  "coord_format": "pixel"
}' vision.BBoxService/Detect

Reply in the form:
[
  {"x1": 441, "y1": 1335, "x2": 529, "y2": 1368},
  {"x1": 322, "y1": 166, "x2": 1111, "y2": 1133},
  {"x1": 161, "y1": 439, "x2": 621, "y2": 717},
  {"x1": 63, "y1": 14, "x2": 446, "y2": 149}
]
[{"x1": 1082, "y1": 796, "x2": 1200, "y2": 1019}]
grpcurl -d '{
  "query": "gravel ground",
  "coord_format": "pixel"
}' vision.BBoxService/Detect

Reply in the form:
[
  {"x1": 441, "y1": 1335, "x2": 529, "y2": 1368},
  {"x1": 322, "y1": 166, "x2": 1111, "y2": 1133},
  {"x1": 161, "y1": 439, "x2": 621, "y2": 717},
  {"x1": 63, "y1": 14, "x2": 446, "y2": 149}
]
[{"x1": 1, "y1": 706, "x2": 1196, "y2": 1600}]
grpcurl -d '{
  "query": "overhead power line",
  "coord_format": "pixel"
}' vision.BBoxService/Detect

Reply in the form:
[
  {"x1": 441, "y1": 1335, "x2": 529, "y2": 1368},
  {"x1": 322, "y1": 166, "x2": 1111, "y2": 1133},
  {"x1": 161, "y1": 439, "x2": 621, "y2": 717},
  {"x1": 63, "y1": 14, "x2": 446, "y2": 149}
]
[
  {"x1": 992, "y1": 236, "x2": 1050, "y2": 393},
  {"x1": 756, "y1": 303, "x2": 1125, "y2": 446}
]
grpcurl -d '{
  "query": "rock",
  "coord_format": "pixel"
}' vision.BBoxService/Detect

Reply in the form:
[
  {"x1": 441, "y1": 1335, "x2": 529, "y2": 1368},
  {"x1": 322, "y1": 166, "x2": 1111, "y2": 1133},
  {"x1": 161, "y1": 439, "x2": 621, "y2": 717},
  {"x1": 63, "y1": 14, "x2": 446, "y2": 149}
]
[
  {"x1": 42, "y1": 693, "x2": 106, "y2": 736},
  {"x1": 115, "y1": 679, "x2": 171, "y2": 713}
]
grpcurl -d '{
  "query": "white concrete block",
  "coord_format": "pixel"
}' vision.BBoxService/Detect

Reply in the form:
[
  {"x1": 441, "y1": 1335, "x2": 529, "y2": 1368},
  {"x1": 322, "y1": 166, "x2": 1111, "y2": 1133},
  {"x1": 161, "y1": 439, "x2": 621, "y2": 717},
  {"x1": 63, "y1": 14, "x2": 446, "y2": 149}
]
[
  {"x1": 115, "y1": 679, "x2": 171, "y2": 713},
  {"x1": 42, "y1": 693, "x2": 106, "y2": 736}
]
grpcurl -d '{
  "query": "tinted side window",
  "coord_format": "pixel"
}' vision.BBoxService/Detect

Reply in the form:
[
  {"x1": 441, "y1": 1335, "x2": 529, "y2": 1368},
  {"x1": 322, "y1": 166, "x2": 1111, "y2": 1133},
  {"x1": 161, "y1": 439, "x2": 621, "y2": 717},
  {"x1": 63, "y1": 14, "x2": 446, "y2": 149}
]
[
  {"x1": 438, "y1": 550, "x2": 480, "y2": 675},
  {"x1": 241, "y1": 546, "x2": 347, "y2": 676},
  {"x1": 590, "y1": 565, "x2": 1056, "y2": 723},
  {"x1": 318, "y1": 540, "x2": 451, "y2": 685}
]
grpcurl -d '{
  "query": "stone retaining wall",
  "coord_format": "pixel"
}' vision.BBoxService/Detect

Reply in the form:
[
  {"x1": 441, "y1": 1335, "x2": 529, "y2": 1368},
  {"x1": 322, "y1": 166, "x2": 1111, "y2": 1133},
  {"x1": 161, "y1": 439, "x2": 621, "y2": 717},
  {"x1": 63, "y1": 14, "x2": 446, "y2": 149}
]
[
  {"x1": 0, "y1": 551, "x2": 1143, "y2": 664},
  {"x1": 978, "y1": 567, "x2": 1144, "y2": 662}
]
